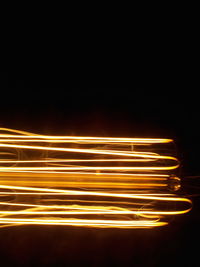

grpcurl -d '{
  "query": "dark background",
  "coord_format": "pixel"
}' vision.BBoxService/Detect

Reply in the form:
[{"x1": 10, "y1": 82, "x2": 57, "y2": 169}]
[{"x1": 0, "y1": 71, "x2": 199, "y2": 266}]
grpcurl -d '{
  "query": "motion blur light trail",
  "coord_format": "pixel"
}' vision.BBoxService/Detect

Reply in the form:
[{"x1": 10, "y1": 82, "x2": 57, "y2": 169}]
[{"x1": 0, "y1": 128, "x2": 191, "y2": 228}]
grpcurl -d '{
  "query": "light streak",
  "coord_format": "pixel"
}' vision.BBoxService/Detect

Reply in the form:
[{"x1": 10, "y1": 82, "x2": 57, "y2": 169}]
[{"x1": 0, "y1": 128, "x2": 191, "y2": 228}]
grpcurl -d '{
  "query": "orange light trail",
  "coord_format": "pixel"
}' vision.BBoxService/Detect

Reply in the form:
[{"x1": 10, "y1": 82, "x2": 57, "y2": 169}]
[{"x1": 0, "y1": 128, "x2": 191, "y2": 228}]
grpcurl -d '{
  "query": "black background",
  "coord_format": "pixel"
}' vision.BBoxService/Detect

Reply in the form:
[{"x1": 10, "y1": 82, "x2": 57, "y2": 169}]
[{"x1": 0, "y1": 71, "x2": 199, "y2": 266}]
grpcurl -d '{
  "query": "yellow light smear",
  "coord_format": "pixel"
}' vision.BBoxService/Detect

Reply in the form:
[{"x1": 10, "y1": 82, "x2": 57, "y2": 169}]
[{"x1": 0, "y1": 128, "x2": 191, "y2": 228}]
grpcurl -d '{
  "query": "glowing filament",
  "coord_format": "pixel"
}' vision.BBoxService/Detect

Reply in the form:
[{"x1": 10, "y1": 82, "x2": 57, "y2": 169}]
[{"x1": 0, "y1": 128, "x2": 191, "y2": 228}]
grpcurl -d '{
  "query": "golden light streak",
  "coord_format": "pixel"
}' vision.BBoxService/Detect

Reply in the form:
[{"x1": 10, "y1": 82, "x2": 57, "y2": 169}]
[{"x1": 0, "y1": 128, "x2": 191, "y2": 228}]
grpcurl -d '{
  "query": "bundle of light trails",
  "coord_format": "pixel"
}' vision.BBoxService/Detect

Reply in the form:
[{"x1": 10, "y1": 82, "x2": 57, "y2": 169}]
[{"x1": 0, "y1": 128, "x2": 191, "y2": 228}]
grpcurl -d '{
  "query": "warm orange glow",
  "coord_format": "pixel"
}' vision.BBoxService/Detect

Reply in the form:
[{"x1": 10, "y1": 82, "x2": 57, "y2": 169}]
[{"x1": 0, "y1": 128, "x2": 191, "y2": 228}]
